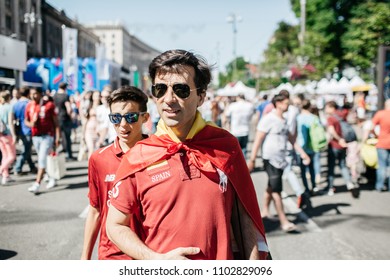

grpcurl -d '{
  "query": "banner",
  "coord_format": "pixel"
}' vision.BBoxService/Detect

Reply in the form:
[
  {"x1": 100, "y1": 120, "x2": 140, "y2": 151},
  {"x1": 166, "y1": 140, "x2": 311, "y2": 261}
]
[
  {"x1": 63, "y1": 27, "x2": 78, "y2": 94},
  {"x1": 96, "y1": 43, "x2": 109, "y2": 90}
]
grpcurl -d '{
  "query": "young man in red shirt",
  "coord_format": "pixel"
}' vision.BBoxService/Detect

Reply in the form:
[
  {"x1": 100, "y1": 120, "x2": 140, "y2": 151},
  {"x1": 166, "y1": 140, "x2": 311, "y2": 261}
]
[
  {"x1": 81, "y1": 86, "x2": 149, "y2": 260},
  {"x1": 106, "y1": 50, "x2": 268, "y2": 260},
  {"x1": 25, "y1": 88, "x2": 60, "y2": 192},
  {"x1": 324, "y1": 101, "x2": 356, "y2": 196},
  {"x1": 372, "y1": 99, "x2": 390, "y2": 192}
]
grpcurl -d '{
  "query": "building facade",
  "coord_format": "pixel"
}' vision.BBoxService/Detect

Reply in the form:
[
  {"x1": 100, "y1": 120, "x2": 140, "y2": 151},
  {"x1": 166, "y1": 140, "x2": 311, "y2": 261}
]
[
  {"x1": 0, "y1": 0, "x2": 159, "y2": 90},
  {"x1": 86, "y1": 21, "x2": 160, "y2": 89}
]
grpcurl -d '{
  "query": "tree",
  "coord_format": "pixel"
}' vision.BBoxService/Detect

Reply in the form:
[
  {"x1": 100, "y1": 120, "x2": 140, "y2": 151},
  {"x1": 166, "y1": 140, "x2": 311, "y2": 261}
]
[
  {"x1": 342, "y1": 2, "x2": 390, "y2": 71},
  {"x1": 219, "y1": 56, "x2": 250, "y2": 87},
  {"x1": 258, "y1": 21, "x2": 299, "y2": 89},
  {"x1": 290, "y1": 0, "x2": 390, "y2": 77}
]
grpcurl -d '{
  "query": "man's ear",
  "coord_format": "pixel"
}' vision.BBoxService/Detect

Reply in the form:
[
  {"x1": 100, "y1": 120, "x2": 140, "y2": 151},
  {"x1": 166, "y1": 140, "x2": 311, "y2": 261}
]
[
  {"x1": 197, "y1": 90, "x2": 206, "y2": 107},
  {"x1": 142, "y1": 112, "x2": 150, "y2": 123}
]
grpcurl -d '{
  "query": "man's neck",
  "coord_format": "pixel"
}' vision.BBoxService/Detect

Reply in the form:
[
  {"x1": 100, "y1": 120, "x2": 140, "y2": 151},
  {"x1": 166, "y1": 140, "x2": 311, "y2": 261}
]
[
  {"x1": 118, "y1": 135, "x2": 144, "y2": 153},
  {"x1": 171, "y1": 128, "x2": 188, "y2": 142}
]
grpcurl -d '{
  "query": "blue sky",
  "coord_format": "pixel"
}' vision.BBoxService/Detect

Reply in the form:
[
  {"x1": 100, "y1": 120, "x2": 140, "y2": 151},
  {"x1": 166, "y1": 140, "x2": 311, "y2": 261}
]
[{"x1": 48, "y1": 0, "x2": 298, "y2": 72}]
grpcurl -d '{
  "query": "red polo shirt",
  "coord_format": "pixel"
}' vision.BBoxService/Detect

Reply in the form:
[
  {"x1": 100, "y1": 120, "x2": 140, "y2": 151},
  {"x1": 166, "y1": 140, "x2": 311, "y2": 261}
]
[
  {"x1": 88, "y1": 138, "x2": 130, "y2": 260},
  {"x1": 111, "y1": 152, "x2": 235, "y2": 260}
]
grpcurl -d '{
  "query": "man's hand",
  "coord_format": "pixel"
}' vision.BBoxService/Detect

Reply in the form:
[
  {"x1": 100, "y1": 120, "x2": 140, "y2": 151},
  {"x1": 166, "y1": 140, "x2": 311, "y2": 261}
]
[
  {"x1": 338, "y1": 138, "x2": 348, "y2": 148},
  {"x1": 247, "y1": 160, "x2": 255, "y2": 172},
  {"x1": 55, "y1": 138, "x2": 60, "y2": 148},
  {"x1": 156, "y1": 247, "x2": 200, "y2": 260}
]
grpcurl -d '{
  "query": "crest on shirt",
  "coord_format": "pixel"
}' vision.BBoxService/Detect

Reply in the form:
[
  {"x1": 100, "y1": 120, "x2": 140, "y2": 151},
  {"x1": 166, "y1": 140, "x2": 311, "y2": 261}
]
[{"x1": 147, "y1": 160, "x2": 171, "y2": 183}]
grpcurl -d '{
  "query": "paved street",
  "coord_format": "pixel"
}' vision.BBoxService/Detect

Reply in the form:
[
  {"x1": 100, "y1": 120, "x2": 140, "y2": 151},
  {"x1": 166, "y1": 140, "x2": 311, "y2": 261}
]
[{"x1": 0, "y1": 139, "x2": 389, "y2": 260}]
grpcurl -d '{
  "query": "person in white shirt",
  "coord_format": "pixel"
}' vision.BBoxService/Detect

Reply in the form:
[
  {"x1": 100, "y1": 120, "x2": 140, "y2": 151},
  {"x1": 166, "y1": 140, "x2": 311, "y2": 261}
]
[
  {"x1": 248, "y1": 93, "x2": 310, "y2": 232},
  {"x1": 225, "y1": 94, "x2": 255, "y2": 158},
  {"x1": 96, "y1": 86, "x2": 116, "y2": 147}
]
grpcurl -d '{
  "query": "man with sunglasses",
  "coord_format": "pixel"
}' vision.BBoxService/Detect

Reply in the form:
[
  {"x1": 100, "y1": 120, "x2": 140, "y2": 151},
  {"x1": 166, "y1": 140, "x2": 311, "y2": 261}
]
[
  {"x1": 107, "y1": 49, "x2": 268, "y2": 260},
  {"x1": 81, "y1": 86, "x2": 149, "y2": 260}
]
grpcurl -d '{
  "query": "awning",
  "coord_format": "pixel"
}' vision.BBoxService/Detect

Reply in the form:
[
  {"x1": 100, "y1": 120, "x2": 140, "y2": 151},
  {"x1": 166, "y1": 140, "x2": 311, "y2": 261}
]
[{"x1": 352, "y1": 85, "x2": 371, "y2": 92}]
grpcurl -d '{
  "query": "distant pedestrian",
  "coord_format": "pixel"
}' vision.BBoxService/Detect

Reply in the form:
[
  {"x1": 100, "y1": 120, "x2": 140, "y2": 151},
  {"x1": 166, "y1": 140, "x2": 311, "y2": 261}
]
[
  {"x1": 324, "y1": 101, "x2": 358, "y2": 197},
  {"x1": 248, "y1": 93, "x2": 311, "y2": 232},
  {"x1": 96, "y1": 86, "x2": 115, "y2": 147},
  {"x1": 371, "y1": 99, "x2": 390, "y2": 192},
  {"x1": 13, "y1": 87, "x2": 37, "y2": 175},
  {"x1": 83, "y1": 90, "x2": 101, "y2": 159},
  {"x1": 255, "y1": 94, "x2": 270, "y2": 124},
  {"x1": 53, "y1": 82, "x2": 75, "y2": 161},
  {"x1": 0, "y1": 90, "x2": 17, "y2": 185},
  {"x1": 225, "y1": 94, "x2": 255, "y2": 158},
  {"x1": 296, "y1": 99, "x2": 321, "y2": 195},
  {"x1": 25, "y1": 88, "x2": 60, "y2": 193}
]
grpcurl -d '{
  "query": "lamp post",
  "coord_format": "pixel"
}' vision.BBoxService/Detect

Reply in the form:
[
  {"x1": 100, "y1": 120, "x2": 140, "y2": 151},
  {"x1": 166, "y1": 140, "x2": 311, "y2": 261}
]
[
  {"x1": 226, "y1": 13, "x2": 242, "y2": 82},
  {"x1": 23, "y1": 5, "x2": 42, "y2": 56},
  {"x1": 20, "y1": 4, "x2": 42, "y2": 88},
  {"x1": 24, "y1": 11, "x2": 42, "y2": 29},
  {"x1": 299, "y1": 0, "x2": 306, "y2": 48}
]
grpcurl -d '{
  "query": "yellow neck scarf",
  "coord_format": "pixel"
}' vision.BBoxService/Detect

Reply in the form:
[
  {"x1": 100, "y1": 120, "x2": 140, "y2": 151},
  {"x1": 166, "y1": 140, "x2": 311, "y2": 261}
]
[{"x1": 155, "y1": 111, "x2": 211, "y2": 143}]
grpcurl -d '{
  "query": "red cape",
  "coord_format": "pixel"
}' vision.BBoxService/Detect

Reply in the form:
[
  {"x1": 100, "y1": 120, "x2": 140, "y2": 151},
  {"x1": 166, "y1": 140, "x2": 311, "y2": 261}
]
[{"x1": 115, "y1": 124, "x2": 267, "y2": 252}]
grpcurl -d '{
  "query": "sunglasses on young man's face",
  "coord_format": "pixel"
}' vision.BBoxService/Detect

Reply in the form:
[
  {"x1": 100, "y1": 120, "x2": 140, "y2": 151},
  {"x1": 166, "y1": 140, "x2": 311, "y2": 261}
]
[
  {"x1": 108, "y1": 112, "x2": 146, "y2": 124},
  {"x1": 151, "y1": 83, "x2": 198, "y2": 99}
]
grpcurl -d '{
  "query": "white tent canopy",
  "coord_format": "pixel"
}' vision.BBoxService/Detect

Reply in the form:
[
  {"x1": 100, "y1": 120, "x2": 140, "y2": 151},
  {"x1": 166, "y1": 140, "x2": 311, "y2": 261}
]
[
  {"x1": 217, "y1": 81, "x2": 256, "y2": 100},
  {"x1": 271, "y1": 76, "x2": 373, "y2": 97},
  {"x1": 276, "y1": 82, "x2": 294, "y2": 93}
]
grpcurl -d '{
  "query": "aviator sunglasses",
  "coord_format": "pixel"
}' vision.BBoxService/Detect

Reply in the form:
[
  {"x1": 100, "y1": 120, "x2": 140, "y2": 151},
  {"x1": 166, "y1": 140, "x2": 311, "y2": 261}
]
[
  {"x1": 108, "y1": 112, "x2": 146, "y2": 124},
  {"x1": 151, "y1": 83, "x2": 198, "y2": 99}
]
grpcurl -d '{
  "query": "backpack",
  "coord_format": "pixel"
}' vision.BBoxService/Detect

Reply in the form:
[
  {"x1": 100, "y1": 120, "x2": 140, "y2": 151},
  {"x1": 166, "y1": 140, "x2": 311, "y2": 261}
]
[
  {"x1": 336, "y1": 115, "x2": 357, "y2": 143},
  {"x1": 309, "y1": 117, "x2": 327, "y2": 152}
]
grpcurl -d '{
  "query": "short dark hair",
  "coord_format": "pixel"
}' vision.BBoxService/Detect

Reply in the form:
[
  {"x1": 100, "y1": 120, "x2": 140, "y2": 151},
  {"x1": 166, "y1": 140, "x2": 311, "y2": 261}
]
[
  {"x1": 32, "y1": 87, "x2": 43, "y2": 94},
  {"x1": 272, "y1": 93, "x2": 289, "y2": 107},
  {"x1": 20, "y1": 86, "x2": 30, "y2": 97},
  {"x1": 59, "y1": 82, "x2": 67, "y2": 90},
  {"x1": 279, "y1": 89, "x2": 290, "y2": 99},
  {"x1": 149, "y1": 49, "x2": 212, "y2": 95},
  {"x1": 107, "y1": 86, "x2": 148, "y2": 112},
  {"x1": 325, "y1": 100, "x2": 337, "y2": 109},
  {"x1": 301, "y1": 99, "x2": 311, "y2": 110}
]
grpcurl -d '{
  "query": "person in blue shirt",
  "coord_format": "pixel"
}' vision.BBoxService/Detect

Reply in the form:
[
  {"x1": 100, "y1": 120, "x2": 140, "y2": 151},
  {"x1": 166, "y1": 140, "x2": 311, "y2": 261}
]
[{"x1": 13, "y1": 87, "x2": 37, "y2": 175}]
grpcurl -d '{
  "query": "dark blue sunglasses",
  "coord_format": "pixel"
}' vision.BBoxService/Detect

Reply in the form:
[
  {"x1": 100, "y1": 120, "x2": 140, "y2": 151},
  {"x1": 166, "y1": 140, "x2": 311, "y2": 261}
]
[{"x1": 108, "y1": 112, "x2": 146, "y2": 124}]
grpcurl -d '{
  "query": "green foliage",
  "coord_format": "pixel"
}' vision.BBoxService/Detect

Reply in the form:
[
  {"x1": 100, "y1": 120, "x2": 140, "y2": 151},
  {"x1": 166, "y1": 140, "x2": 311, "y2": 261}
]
[
  {"x1": 342, "y1": 2, "x2": 390, "y2": 69},
  {"x1": 219, "y1": 56, "x2": 256, "y2": 88},
  {"x1": 257, "y1": 21, "x2": 299, "y2": 89},
  {"x1": 223, "y1": 0, "x2": 390, "y2": 90}
]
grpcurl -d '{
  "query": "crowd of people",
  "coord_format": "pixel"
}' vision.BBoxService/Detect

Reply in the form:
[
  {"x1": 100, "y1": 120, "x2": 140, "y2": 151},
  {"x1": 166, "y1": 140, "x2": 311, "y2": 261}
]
[
  {"x1": 197, "y1": 80, "x2": 389, "y2": 232},
  {"x1": 1, "y1": 49, "x2": 389, "y2": 260}
]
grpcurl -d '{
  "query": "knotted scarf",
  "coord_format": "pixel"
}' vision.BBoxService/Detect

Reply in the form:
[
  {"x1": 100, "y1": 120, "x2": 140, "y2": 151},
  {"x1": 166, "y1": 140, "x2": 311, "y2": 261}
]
[{"x1": 115, "y1": 112, "x2": 267, "y2": 253}]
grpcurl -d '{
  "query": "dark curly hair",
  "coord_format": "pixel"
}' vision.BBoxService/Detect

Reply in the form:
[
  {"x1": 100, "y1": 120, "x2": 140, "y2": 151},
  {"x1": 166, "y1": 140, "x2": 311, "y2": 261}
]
[{"x1": 149, "y1": 49, "x2": 212, "y2": 95}]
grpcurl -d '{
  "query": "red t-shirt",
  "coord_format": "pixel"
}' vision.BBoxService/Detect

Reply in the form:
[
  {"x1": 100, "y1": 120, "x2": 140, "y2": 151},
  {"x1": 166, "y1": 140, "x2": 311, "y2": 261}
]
[
  {"x1": 372, "y1": 110, "x2": 390, "y2": 149},
  {"x1": 88, "y1": 138, "x2": 131, "y2": 260},
  {"x1": 25, "y1": 100, "x2": 56, "y2": 136},
  {"x1": 111, "y1": 152, "x2": 235, "y2": 260},
  {"x1": 327, "y1": 115, "x2": 344, "y2": 149}
]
